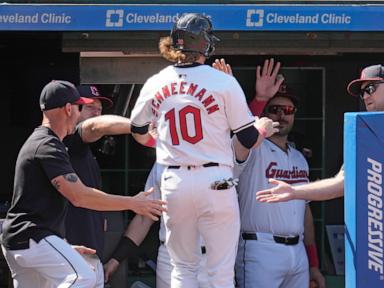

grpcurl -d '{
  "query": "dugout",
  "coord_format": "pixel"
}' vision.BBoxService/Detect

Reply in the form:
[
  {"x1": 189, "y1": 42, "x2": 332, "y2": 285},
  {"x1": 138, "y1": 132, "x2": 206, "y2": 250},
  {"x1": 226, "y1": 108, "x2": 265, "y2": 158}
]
[{"x1": 2, "y1": 1, "x2": 384, "y2": 287}]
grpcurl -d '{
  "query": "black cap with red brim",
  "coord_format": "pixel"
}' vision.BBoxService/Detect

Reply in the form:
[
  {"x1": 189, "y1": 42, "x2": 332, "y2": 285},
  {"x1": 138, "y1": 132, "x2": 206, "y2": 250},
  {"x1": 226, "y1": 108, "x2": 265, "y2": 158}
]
[
  {"x1": 40, "y1": 80, "x2": 93, "y2": 111},
  {"x1": 76, "y1": 85, "x2": 114, "y2": 108},
  {"x1": 347, "y1": 64, "x2": 384, "y2": 96}
]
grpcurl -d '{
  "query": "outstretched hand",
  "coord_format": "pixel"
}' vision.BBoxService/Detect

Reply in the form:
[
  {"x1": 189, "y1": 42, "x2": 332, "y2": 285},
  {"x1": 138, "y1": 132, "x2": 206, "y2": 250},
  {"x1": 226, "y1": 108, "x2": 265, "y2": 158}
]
[
  {"x1": 255, "y1": 58, "x2": 285, "y2": 101},
  {"x1": 132, "y1": 187, "x2": 167, "y2": 221},
  {"x1": 256, "y1": 179, "x2": 296, "y2": 203},
  {"x1": 212, "y1": 58, "x2": 233, "y2": 76}
]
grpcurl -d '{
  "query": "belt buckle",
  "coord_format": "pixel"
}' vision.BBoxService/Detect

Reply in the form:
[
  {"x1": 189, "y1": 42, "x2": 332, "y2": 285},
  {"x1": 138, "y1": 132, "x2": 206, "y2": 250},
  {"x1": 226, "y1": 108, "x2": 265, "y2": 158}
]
[{"x1": 274, "y1": 235, "x2": 298, "y2": 245}]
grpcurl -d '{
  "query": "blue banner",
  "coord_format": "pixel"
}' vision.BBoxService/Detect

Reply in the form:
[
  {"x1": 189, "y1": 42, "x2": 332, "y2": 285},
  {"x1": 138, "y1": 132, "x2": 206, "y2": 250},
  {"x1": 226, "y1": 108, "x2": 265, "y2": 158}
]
[
  {"x1": 1, "y1": 4, "x2": 384, "y2": 31},
  {"x1": 345, "y1": 112, "x2": 384, "y2": 288}
]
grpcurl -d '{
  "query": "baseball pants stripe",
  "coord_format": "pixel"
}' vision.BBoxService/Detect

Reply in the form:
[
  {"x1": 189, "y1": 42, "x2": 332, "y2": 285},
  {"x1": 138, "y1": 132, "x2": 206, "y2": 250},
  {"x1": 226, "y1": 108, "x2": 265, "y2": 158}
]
[{"x1": 2, "y1": 235, "x2": 96, "y2": 288}]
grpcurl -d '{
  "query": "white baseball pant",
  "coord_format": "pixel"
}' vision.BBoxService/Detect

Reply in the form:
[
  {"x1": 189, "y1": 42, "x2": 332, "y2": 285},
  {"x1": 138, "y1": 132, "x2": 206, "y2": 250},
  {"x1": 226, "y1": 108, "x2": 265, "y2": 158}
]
[
  {"x1": 2, "y1": 235, "x2": 96, "y2": 287},
  {"x1": 156, "y1": 242, "x2": 209, "y2": 288},
  {"x1": 235, "y1": 233, "x2": 309, "y2": 288},
  {"x1": 161, "y1": 165, "x2": 240, "y2": 288},
  {"x1": 82, "y1": 254, "x2": 104, "y2": 288}
]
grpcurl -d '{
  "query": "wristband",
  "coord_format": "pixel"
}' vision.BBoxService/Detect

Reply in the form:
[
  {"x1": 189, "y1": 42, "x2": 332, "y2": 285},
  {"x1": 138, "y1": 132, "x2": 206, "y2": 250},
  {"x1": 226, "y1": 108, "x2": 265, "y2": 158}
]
[
  {"x1": 111, "y1": 236, "x2": 139, "y2": 263},
  {"x1": 249, "y1": 97, "x2": 267, "y2": 117},
  {"x1": 257, "y1": 126, "x2": 268, "y2": 138},
  {"x1": 143, "y1": 136, "x2": 156, "y2": 148},
  {"x1": 305, "y1": 244, "x2": 320, "y2": 268}
]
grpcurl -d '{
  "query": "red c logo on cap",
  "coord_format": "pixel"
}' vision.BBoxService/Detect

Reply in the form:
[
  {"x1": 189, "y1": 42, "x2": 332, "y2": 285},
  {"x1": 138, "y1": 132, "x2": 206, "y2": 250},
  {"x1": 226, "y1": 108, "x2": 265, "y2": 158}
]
[{"x1": 90, "y1": 86, "x2": 100, "y2": 97}]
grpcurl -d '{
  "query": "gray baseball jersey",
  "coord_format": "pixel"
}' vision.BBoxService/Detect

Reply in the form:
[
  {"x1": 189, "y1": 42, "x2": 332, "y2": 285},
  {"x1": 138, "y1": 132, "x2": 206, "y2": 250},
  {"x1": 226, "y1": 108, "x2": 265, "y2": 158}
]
[{"x1": 235, "y1": 140, "x2": 309, "y2": 236}]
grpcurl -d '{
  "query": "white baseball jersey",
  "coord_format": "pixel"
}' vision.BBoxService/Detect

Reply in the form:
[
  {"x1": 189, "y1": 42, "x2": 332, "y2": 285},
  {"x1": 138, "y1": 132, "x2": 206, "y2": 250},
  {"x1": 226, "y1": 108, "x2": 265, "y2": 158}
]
[
  {"x1": 235, "y1": 139, "x2": 309, "y2": 236},
  {"x1": 131, "y1": 64, "x2": 255, "y2": 166}
]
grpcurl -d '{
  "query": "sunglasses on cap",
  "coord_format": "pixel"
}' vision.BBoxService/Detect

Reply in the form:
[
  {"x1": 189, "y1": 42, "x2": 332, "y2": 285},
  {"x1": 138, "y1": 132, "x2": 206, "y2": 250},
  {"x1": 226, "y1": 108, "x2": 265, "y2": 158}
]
[
  {"x1": 360, "y1": 81, "x2": 384, "y2": 100},
  {"x1": 266, "y1": 105, "x2": 297, "y2": 115}
]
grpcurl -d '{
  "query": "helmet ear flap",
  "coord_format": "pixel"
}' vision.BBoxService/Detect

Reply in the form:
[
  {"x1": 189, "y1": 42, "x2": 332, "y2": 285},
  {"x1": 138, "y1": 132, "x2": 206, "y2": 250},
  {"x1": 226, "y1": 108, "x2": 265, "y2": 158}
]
[
  {"x1": 206, "y1": 44, "x2": 215, "y2": 57},
  {"x1": 204, "y1": 33, "x2": 219, "y2": 57}
]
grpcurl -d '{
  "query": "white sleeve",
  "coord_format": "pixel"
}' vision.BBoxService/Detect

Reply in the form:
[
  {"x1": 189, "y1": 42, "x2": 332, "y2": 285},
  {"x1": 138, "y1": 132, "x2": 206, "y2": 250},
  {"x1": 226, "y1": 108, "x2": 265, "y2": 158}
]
[
  {"x1": 130, "y1": 80, "x2": 156, "y2": 128},
  {"x1": 224, "y1": 76, "x2": 255, "y2": 133}
]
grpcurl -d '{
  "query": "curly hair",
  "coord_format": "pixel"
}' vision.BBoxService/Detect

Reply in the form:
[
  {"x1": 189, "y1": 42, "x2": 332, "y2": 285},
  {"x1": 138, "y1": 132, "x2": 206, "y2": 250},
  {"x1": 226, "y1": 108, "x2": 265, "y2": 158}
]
[{"x1": 159, "y1": 36, "x2": 200, "y2": 64}]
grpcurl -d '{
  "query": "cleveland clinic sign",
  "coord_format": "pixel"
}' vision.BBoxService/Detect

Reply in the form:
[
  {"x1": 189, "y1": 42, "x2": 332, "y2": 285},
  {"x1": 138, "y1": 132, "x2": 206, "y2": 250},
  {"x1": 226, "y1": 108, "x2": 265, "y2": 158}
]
[{"x1": 0, "y1": 4, "x2": 383, "y2": 31}]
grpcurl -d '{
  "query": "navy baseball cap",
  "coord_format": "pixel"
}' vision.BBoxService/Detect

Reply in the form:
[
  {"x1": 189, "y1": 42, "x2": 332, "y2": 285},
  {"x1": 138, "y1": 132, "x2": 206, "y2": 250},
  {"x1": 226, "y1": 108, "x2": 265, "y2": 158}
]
[
  {"x1": 347, "y1": 64, "x2": 384, "y2": 96},
  {"x1": 40, "y1": 80, "x2": 93, "y2": 111},
  {"x1": 76, "y1": 85, "x2": 113, "y2": 108}
]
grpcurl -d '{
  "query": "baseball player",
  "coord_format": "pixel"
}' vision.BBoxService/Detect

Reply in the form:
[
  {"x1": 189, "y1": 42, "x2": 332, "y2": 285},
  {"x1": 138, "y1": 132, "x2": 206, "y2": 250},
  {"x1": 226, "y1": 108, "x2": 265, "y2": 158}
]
[
  {"x1": 0, "y1": 80, "x2": 166, "y2": 288},
  {"x1": 104, "y1": 162, "x2": 209, "y2": 288},
  {"x1": 130, "y1": 13, "x2": 278, "y2": 288},
  {"x1": 255, "y1": 63, "x2": 384, "y2": 203},
  {"x1": 213, "y1": 58, "x2": 325, "y2": 288},
  {"x1": 233, "y1": 86, "x2": 324, "y2": 288},
  {"x1": 64, "y1": 84, "x2": 133, "y2": 287}
]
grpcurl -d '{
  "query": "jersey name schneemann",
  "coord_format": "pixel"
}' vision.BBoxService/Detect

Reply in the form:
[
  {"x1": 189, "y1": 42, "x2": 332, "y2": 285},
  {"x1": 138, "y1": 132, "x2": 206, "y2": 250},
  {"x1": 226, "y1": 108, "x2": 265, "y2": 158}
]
[{"x1": 150, "y1": 81, "x2": 220, "y2": 117}]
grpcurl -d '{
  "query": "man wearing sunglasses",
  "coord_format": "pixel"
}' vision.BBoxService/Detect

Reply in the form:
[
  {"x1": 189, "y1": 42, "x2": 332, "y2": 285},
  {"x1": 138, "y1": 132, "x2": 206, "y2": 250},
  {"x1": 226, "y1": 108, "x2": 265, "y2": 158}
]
[
  {"x1": 0, "y1": 81, "x2": 166, "y2": 288},
  {"x1": 256, "y1": 64, "x2": 384, "y2": 204},
  {"x1": 233, "y1": 84, "x2": 325, "y2": 288}
]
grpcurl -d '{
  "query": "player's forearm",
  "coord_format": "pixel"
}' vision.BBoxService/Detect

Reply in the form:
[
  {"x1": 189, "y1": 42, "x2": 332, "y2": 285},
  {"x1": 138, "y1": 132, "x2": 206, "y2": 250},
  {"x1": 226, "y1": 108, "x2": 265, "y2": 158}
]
[
  {"x1": 125, "y1": 215, "x2": 154, "y2": 245},
  {"x1": 248, "y1": 97, "x2": 267, "y2": 117},
  {"x1": 303, "y1": 205, "x2": 316, "y2": 245},
  {"x1": 132, "y1": 132, "x2": 152, "y2": 146},
  {"x1": 232, "y1": 135, "x2": 250, "y2": 162},
  {"x1": 250, "y1": 133, "x2": 265, "y2": 150},
  {"x1": 304, "y1": 206, "x2": 321, "y2": 269},
  {"x1": 73, "y1": 187, "x2": 138, "y2": 211},
  {"x1": 82, "y1": 115, "x2": 131, "y2": 143},
  {"x1": 293, "y1": 175, "x2": 344, "y2": 201}
]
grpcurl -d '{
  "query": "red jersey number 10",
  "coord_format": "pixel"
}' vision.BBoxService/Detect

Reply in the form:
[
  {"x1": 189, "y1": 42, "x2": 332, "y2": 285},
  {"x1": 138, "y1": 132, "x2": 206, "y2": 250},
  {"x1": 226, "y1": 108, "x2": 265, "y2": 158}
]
[{"x1": 165, "y1": 105, "x2": 203, "y2": 145}]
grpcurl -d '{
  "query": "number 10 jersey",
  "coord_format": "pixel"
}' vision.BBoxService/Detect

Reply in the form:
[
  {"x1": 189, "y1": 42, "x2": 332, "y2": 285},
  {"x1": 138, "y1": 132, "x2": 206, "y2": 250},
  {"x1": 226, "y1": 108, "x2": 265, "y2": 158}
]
[{"x1": 131, "y1": 64, "x2": 255, "y2": 167}]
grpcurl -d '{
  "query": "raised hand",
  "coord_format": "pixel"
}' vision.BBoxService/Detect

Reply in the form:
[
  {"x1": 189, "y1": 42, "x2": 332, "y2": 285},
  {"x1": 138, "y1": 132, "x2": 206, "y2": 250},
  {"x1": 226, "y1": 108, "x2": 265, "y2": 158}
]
[
  {"x1": 212, "y1": 58, "x2": 233, "y2": 76},
  {"x1": 256, "y1": 178, "x2": 296, "y2": 203},
  {"x1": 254, "y1": 116, "x2": 279, "y2": 138},
  {"x1": 131, "y1": 187, "x2": 167, "y2": 221},
  {"x1": 255, "y1": 58, "x2": 285, "y2": 101}
]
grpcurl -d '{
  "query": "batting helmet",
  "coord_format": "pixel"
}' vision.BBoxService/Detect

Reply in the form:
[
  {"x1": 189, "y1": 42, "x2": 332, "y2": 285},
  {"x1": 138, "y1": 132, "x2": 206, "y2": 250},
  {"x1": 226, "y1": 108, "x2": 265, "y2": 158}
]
[{"x1": 171, "y1": 13, "x2": 220, "y2": 57}]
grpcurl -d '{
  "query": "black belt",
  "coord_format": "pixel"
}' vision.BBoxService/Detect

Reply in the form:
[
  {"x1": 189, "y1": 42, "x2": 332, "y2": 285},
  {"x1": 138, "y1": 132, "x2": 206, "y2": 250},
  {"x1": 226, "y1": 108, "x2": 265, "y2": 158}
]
[
  {"x1": 242, "y1": 232, "x2": 300, "y2": 246},
  {"x1": 168, "y1": 162, "x2": 219, "y2": 170},
  {"x1": 160, "y1": 241, "x2": 206, "y2": 254}
]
